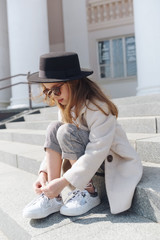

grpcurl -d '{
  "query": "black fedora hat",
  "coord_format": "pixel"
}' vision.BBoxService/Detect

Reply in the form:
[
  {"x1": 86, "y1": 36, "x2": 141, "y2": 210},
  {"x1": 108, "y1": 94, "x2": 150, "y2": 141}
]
[{"x1": 28, "y1": 52, "x2": 93, "y2": 83}]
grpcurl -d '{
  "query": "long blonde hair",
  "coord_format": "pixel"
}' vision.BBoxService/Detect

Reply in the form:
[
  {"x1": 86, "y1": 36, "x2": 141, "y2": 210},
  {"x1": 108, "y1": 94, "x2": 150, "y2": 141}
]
[{"x1": 42, "y1": 78, "x2": 118, "y2": 123}]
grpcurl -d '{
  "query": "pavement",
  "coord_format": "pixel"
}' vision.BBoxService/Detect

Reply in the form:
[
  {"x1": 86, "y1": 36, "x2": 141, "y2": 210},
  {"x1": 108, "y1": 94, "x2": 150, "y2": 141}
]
[
  {"x1": 0, "y1": 162, "x2": 160, "y2": 240},
  {"x1": 1, "y1": 95, "x2": 160, "y2": 240}
]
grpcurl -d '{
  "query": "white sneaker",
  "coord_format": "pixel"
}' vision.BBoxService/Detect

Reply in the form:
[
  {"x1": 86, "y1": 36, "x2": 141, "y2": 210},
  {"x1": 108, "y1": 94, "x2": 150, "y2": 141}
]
[
  {"x1": 60, "y1": 189, "x2": 101, "y2": 216},
  {"x1": 23, "y1": 193, "x2": 63, "y2": 219}
]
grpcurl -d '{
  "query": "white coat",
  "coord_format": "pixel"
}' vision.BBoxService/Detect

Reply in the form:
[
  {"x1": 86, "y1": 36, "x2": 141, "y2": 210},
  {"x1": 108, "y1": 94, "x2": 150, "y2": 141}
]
[{"x1": 39, "y1": 101, "x2": 143, "y2": 214}]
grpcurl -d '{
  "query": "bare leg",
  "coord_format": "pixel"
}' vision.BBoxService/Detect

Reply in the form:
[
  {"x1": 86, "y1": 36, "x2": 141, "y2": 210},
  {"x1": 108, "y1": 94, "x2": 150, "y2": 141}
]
[
  {"x1": 85, "y1": 180, "x2": 95, "y2": 194},
  {"x1": 46, "y1": 148, "x2": 62, "y2": 182}
]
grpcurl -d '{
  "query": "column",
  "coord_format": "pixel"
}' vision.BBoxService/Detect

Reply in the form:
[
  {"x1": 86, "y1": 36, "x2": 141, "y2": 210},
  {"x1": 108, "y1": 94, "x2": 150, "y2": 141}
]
[
  {"x1": 7, "y1": 0, "x2": 49, "y2": 108},
  {"x1": 62, "y1": 0, "x2": 90, "y2": 68},
  {"x1": 133, "y1": 0, "x2": 160, "y2": 95},
  {"x1": 0, "y1": 0, "x2": 11, "y2": 109}
]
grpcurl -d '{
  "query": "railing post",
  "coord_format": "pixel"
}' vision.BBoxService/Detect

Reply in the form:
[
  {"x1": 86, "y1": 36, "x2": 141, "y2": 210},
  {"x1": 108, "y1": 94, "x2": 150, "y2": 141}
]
[{"x1": 27, "y1": 72, "x2": 32, "y2": 110}]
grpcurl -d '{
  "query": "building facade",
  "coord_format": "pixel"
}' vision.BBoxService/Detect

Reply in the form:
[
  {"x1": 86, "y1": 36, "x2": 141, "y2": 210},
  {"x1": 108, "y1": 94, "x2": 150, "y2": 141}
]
[{"x1": 0, "y1": 0, "x2": 160, "y2": 109}]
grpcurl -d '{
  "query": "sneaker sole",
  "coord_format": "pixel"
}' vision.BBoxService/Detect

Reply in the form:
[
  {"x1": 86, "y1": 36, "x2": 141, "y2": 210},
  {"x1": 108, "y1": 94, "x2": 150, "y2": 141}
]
[
  {"x1": 23, "y1": 206, "x2": 62, "y2": 219},
  {"x1": 60, "y1": 198, "x2": 101, "y2": 217}
]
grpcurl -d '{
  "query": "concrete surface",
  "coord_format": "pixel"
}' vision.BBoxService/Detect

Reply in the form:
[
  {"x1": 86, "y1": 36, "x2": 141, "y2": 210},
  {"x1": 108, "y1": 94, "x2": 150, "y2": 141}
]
[
  {"x1": 0, "y1": 162, "x2": 160, "y2": 240},
  {"x1": 0, "y1": 129, "x2": 45, "y2": 145},
  {"x1": 113, "y1": 93, "x2": 160, "y2": 106},
  {"x1": 6, "y1": 121, "x2": 52, "y2": 130},
  {"x1": 0, "y1": 230, "x2": 8, "y2": 240},
  {"x1": 24, "y1": 112, "x2": 58, "y2": 122},
  {"x1": 117, "y1": 102, "x2": 160, "y2": 117},
  {"x1": 118, "y1": 116, "x2": 157, "y2": 133},
  {"x1": 0, "y1": 140, "x2": 44, "y2": 174},
  {"x1": 132, "y1": 162, "x2": 160, "y2": 222},
  {"x1": 136, "y1": 136, "x2": 160, "y2": 164},
  {"x1": 156, "y1": 117, "x2": 160, "y2": 133},
  {"x1": 1, "y1": 95, "x2": 160, "y2": 240}
]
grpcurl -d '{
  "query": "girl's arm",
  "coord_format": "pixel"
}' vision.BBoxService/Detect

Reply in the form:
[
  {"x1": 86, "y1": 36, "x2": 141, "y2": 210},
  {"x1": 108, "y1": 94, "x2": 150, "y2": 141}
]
[
  {"x1": 39, "y1": 156, "x2": 47, "y2": 174},
  {"x1": 63, "y1": 104, "x2": 117, "y2": 190},
  {"x1": 41, "y1": 177, "x2": 69, "y2": 199}
]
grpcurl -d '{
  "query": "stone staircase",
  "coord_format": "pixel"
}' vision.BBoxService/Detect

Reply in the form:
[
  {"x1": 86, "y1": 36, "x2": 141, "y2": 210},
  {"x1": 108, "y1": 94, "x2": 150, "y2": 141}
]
[{"x1": 0, "y1": 94, "x2": 160, "y2": 240}]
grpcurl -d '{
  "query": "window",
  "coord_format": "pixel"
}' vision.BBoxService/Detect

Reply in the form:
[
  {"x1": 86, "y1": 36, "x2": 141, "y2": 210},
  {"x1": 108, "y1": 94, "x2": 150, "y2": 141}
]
[{"x1": 98, "y1": 36, "x2": 137, "y2": 80}]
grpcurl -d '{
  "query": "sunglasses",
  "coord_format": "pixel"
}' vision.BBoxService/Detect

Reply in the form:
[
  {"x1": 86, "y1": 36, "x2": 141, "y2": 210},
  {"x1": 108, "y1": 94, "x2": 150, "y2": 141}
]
[{"x1": 43, "y1": 83, "x2": 64, "y2": 97}]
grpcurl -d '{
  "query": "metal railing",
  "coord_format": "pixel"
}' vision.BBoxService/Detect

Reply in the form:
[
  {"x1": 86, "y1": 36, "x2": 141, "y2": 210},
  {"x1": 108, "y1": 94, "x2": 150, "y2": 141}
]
[{"x1": 0, "y1": 72, "x2": 33, "y2": 109}]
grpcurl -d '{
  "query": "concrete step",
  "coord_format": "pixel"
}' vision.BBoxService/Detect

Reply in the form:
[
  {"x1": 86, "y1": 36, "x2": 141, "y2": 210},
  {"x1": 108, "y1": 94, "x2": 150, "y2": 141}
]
[
  {"x1": 0, "y1": 129, "x2": 45, "y2": 146},
  {"x1": 127, "y1": 133, "x2": 160, "y2": 164},
  {"x1": 118, "y1": 116, "x2": 160, "y2": 134},
  {"x1": 5, "y1": 116, "x2": 160, "y2": 134},
  {"x1": 0, "y1": 109, "x2": 42, "y2": 126},
  {"x1": 132, "y1": 162, "x2": 160, "y2": 223},
  {"x1": 0, "y1": 230, "x2": 8, "y2": 240},
  {"x1": 112, "y1": 94, "x2": 160, "y2": 118},
  {"x1": 0, "y1": 162, "x2": 160, "y2": 240},
  {"x1": 39, "y1": 106, "x2": 58, "y2": 114},
  {"x1": 1, "y1": 133, "x2": 160, "y2": 175},
  {"x1": 135, "y1": 135, "x2": 160, "y2": 164},
  {"x1": 117, "y1": 102, "x2": 160, "y2": 117},
  {"x1": 24, "y1": 112, "x2": 58, "y2": 122},
  {"x1": 113, "y1": 93, "x2": 160, "y2": 106},
  {"x1": 0, "y1": 140, "x2": 44, "y2": 174},
  {"x1": 6, "y1": 120, "x2": 52, "y2": 130}
]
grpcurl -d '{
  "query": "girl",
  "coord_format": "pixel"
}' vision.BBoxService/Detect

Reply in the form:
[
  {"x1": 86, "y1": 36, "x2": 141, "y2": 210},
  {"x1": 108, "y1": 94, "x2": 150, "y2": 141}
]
[{"x1": 23, "y1": 52, "x2": 143, "y2": 219}]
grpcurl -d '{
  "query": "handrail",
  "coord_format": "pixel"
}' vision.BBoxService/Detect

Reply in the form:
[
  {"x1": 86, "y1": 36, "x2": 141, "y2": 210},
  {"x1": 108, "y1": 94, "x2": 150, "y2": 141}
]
[
  {"x1": 0, "y1": 73, "x2": 27, "y2": 82},
  {"x1": 0, "y1": 81, "x2": 29, "y2": 90},
  {"x1": 0, "y1": 72, "x2": 33, "y2": 109}
]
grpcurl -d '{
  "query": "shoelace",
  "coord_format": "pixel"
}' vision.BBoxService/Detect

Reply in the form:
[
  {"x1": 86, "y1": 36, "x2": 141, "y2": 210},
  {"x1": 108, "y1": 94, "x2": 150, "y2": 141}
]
[
  {"x1": 24, "y1": 193, "x2": 63, "y2": 211},
  {"x1": 35, "y1": 194, "x2": 62, "y2": 207},
  {"x1": 37, "y1": 194, "x2": 62, "y2": 208},
  {"x1": 38, "y1": 193, "x2": 50, "y2": 207},
  {"x1": 68, "y1": 190, "x2": 87, "y2": 202},
  {"x1": 29, "y1": 193, "x2": 49, "y2": 208},
  {"x1": 23, "y1": 193, "x2": 49, "y2": 209}
]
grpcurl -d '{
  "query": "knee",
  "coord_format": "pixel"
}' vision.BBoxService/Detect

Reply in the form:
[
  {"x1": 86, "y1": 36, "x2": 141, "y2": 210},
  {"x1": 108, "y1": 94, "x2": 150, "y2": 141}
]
[
  {"x1": 57, "y1": 123, "x2": 75, "y2": 144},
  {"x1": 46, "y1": 121, "x2": 62, "y2": 138}
]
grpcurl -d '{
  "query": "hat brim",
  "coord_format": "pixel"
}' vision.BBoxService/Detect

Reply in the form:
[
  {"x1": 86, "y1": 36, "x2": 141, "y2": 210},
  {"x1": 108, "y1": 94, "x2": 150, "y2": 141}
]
[{"x1": 28, "y1": 68, "x2": 93, "y2": 83}]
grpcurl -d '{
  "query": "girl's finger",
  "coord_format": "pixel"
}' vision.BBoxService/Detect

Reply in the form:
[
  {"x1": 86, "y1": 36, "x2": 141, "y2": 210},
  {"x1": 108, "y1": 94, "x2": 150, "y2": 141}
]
[
  {"x1": 34, "y1": 188, "x2": 42, "y2": 194},
  {"x1": 40, "y1": 187, "x2": 44, "y2": 193},
  {"x1": 41, "y1": 180, "x2": 47, "y2": 187},
  {"x1": 41, "y1": 186, "x2": 47, "y2": 193}
]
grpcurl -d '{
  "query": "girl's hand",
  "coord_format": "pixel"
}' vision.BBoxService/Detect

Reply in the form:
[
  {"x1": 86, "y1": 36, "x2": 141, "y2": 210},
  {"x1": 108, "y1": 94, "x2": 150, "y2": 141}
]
[
  {"x1": 33, "y1": 172, "x2": 47, "y2": 194},
  {"x1": 41, "y1": 177, "x2": 69, "y2": 199}
]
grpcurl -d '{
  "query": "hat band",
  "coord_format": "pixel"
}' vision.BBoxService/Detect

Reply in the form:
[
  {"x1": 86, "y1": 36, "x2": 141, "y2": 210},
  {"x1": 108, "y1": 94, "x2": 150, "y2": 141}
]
[{"x1": 39, "y1": 69, "x2": 81, "y2": 79}]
